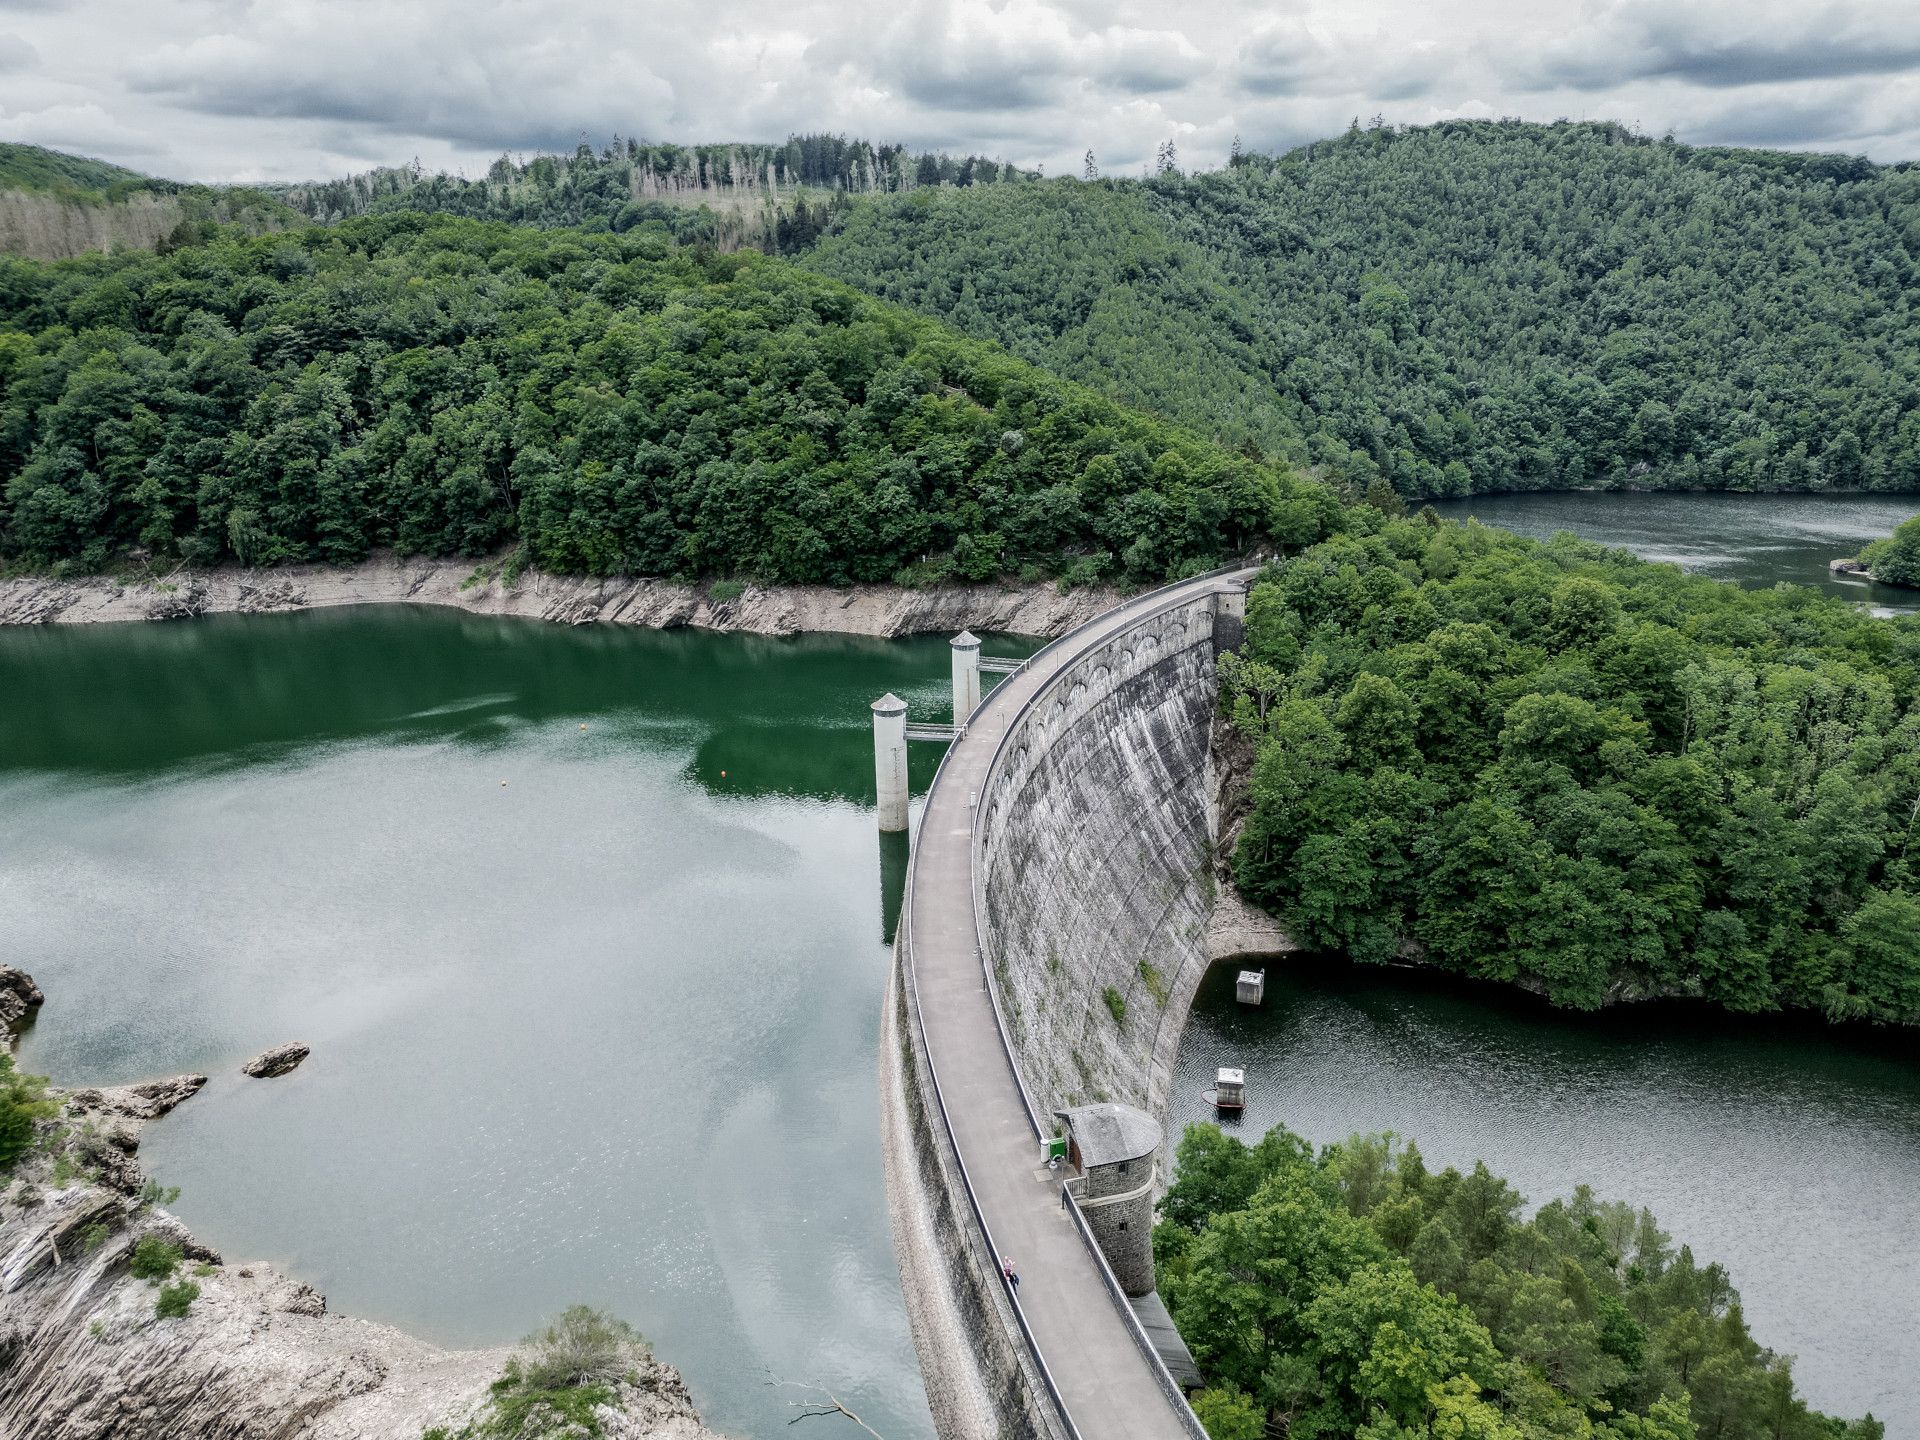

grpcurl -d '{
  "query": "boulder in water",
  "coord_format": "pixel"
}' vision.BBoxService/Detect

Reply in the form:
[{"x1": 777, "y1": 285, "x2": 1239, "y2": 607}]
[{"x1": 242, "y1": 1042, "x2": 310, "y2": 1079}]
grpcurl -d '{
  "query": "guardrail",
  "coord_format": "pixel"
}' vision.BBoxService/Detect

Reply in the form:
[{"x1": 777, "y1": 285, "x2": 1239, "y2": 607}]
[
  {"x1": 898, "y1": 560, "x2": 1261, "y2": 1440},
  {"x1": 961, "y1": 563, "x2": 1258, "y2": 1432},
  {"x1": 1061, "y1": 1185, "x2": 1211, "y2": 1440},
  {"x1": 897, "y1": 682, "x2": 1087, "y2": 1440}
]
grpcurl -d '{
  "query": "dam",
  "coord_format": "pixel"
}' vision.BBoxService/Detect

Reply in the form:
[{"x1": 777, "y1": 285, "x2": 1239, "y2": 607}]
[{"x1": 886, "y1": 567, "x2": 1257, "y2": 1440}]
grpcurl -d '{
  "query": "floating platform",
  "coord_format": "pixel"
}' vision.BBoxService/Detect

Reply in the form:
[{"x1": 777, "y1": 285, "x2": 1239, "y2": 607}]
[
  {"x1": 1235, "y1": 969, "x2": 1265, "y2": 1005},
  {"x1": 1206, "y1": 1066, "x2": 1245, "y2": 1111}
]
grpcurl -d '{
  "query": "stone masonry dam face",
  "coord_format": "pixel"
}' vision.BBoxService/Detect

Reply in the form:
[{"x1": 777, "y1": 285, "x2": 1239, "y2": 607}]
[
  {"x1": 977, "y1": 592, "x2": 1225, "y2": 1127},
  {"x1": 885, "y1": 574, "x2": 1247, "y2": 1440}
]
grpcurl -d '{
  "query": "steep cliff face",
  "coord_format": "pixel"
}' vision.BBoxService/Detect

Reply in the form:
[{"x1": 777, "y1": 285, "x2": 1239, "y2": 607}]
[
  {"x1": 0, "y1": 981, "x2": 721, "y2": 1440},
  {"x1": 0, "y1": 189, "x2": 187, "y2": 260}
]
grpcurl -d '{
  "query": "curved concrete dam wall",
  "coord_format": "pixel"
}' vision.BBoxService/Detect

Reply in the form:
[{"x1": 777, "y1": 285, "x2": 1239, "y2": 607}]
[
  {"x1": 976, "y1": 588, "x2": 1228, "y2": 1127},
  {"x1": 886, "y1": 570, "x2": 1253, "y2": 1440}
]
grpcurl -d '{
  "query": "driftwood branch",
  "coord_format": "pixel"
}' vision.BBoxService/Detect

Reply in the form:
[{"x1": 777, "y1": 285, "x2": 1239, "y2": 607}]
[{"x1": 767, "y1": 1376, "x2": 887, "y2": 1439}]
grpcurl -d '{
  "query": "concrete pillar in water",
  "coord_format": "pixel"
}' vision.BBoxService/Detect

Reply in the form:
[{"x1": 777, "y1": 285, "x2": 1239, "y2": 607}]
[
  {"x1": 950, "y1": 630, "x2": 982, "y2": 724},
  {"x1": 872, "y1": 692, "x2": 909, "y2": 832}
]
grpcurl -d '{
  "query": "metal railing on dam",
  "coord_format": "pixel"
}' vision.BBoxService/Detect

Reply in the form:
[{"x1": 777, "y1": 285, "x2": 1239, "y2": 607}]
[{"x1": 892, "y1": 566, "x2": 1257, "y2": 1440}]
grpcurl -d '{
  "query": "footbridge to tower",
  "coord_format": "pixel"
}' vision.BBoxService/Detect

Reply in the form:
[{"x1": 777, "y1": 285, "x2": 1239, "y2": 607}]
[{"x1": 883, "y1": 566, "x2": 1260, "y2": 1440}]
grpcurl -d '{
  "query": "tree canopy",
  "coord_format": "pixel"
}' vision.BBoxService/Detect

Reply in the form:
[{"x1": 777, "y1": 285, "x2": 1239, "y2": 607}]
[
  {"x1": 0, "y1": 213, "x2": 1336, "y2": 581},
  {"x1": 804, "y1": 120, "x2": 1920, "y2": 499},
  {"x1": 1227, "y1": 509, "x2": 1920, "y2": 1023},
  {"x1": 1855, "y1": 513, "x2": 1920, "y2": 588},
  {"x1": 1157, "y1": 1122, "x2": 1883, "y2": 1440}
]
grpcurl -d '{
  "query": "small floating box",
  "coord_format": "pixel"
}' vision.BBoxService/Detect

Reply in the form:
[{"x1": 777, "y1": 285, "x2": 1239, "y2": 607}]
[
  {"x1": 1235, "y1": 969, "x2": 1265, "y2": 1006},
  {"x1": 1212, "y1": 1067, "x2": 1246, "y2": 1111}
]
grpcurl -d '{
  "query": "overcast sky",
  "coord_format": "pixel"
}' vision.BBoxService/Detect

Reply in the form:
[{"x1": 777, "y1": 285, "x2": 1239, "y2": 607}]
[{"x1": 2, "y1": 0, "x2": 1917, "y2": 183}]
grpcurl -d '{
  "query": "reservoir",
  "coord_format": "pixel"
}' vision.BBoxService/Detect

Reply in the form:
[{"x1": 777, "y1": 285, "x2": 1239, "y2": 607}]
[
  {"x1": 2, "y1": 483, "x2": 1913, "y2": 1439},
  {"x1": 1429, "y1": 489, "x2": 1920, "y2": 614},
  {"x1": 0, "y1": 606, "x2": 1027, "y2": 1440}
]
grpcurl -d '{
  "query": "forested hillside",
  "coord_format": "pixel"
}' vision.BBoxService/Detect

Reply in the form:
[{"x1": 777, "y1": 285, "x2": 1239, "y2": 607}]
[
  {"x1": 0, "y1": 143, "x2": 165, "y2": 203},
  {"x1": 1156, "y1": 1123, "x2": 1883, "y2": 1440},
  {"x1": 0, "y1": 143, "x2": 299, "y2": 261},
  {"x1": 1225, "y1": 512, "x2": 1920, "y2": 1025},
  {"x1": 0, "y1": 214, "x2": 1334, "y2": 579},
  {"x1": 278, "y1": 135, "x2": 1036, "y2": 253},
  {"x1": 804, "y1": 121, "x2": 1920, "y2": 499}
]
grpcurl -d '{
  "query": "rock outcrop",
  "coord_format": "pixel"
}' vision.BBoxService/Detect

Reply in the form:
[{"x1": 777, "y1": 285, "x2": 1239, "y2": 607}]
[
  {"x1": 241, "y1": 1043, "x2": 309, "y2": 1079},
  {"x1": 0, "y1": 969, "x2": 43, "y2": 1034},
  {"x1": 1, "y1": 973, "x2": 723, "y2": 1440},
  {"x1": 0, "y1": 552, "x2": 1128, "y2": 640}
]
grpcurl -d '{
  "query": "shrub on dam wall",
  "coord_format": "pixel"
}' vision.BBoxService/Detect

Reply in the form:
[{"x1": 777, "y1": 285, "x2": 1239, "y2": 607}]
[
  {"x1": 1228, "y1": 512, "x2": 1920, "y2": 1023},
  {"x1": 1155, "y1": 1122, "x2": 1883, "y2": 1440}
]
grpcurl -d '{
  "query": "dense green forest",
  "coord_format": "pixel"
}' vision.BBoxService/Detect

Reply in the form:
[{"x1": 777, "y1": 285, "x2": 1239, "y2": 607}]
[
  {"x1": 804, "y1": 120, "x2": 1920, "y2": 498},
  {"x1": 0, "y1": 213, "x2": 1335, "y2": 580},
  {"x1": 12, "y1": 122, "x2": 1920, "y2": 502},
  {"x1": 1225, "y1": 511, "x2": 1920, "y2": 1023},
  {"x1": 1156, "y1": 1123, "x2": 1881, "y2": 1440}
]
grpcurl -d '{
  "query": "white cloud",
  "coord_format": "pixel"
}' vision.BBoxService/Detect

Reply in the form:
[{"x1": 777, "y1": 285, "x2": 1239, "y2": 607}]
[{"x1": 0, "y1": 0, "x2": 1912, "y2": 183}]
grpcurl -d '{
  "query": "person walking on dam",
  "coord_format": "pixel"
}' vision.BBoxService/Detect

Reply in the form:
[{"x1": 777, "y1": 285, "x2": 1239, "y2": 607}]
[{"x1": 1002, "y1": 1257, "x2": 1020, "y2": 1293}]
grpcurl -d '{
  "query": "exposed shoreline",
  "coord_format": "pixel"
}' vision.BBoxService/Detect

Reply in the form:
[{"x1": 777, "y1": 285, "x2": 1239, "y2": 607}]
[
  {"x1": 0, "y1": 980, "x2": 724, "y2": 1440},
  {"x1": 0, "y1": 554, "x2": 1132, "y2": 639}
]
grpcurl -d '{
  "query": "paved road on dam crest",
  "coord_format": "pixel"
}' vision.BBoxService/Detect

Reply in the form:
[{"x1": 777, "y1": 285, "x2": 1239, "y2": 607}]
[{"x1": 902, "y1": 568, "x2": 1255, "y2": 1440}]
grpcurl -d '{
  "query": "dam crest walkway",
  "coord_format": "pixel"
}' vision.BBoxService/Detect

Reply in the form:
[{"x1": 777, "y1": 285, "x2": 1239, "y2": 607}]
[{"x1": 898, "y1": 567, "x2": 1258, "y2": 1440}]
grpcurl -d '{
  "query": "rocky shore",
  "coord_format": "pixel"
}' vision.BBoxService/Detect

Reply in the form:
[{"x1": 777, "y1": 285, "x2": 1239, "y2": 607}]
[
  {"x1": 0, "y1": 976, "x2": 724, "y2": 1440},
  {"x1": 0, "y1": 553, "x2": 1128, "y2": 639}
]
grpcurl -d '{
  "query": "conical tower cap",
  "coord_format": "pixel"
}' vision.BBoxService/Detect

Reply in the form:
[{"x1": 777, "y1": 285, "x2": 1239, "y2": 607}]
[
  {"x1": 951, "y1": 629, "x2": 981, "y2": 648},
  {"x1": 871, "y1": 692, "x2": 908, "y2": 715}
]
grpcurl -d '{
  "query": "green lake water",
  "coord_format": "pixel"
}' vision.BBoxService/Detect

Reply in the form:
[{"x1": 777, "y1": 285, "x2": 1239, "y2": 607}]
[{"x1": 0, "y1": 607, "x2": 1034, "y2": 1439}]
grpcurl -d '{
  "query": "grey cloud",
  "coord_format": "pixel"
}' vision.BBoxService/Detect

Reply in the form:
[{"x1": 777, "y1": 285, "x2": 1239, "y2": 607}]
[
  {"x1": 894, "y1": 61, "x2": 1066, "y2": 112},
  {"x1": 1536, "y1": 1, "x2": 1920, "y2": 91},
  {"x1": 128, "y1": 24, "x2": 680, "y2": 152},
  {"x1": 1091, "y1": 29, "x2": 1211, "y2": 95},
  {"x1": 4, "y1": 0, "x2": 1920, "y2": 186},
  {"x1": 0, "y1": 30, "x2": 38, "y2": 70},
  {"x1": 1238, "y1": 21, "x2": 1327, "y2": 98},
  {"x1": 1237, "y1": 20, "x2": 1457, "y2": 102},
  {"x1": 1678, "y1": 89, "x2": 1873, "y2": 147}
]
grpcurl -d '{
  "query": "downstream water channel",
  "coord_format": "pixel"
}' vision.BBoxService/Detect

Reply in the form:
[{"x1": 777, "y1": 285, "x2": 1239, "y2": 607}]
[
  {"x1": 1179, "y1": 490, "x2": 1920, "y2": 1431},
  {"x1": 0, "y1": 609, "x2": 1035, "y2": 1439}
]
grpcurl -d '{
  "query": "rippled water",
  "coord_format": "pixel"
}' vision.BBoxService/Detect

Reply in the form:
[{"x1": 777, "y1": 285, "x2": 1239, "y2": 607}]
[
  {"x1": 1173, "y1": 962, "x2": 1920, "y2": 1430},
  {"x1": 1429, "y1": 490, "x2": 1920, "y2": 614},
  {"x1": 0, "y1": 607, "x2": 1035, "y2": 1439}
]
